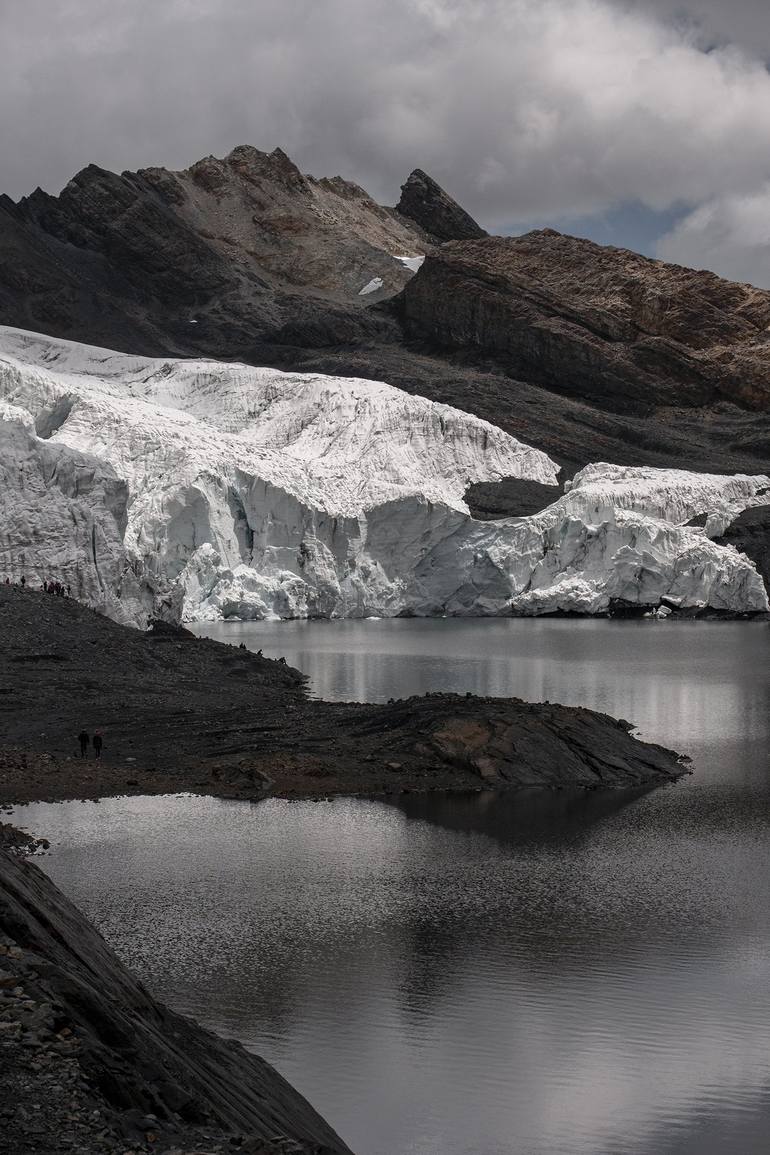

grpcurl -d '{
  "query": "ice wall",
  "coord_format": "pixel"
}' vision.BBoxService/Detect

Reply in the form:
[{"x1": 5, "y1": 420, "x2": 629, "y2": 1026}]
[{"x1": 1, "y1": 326, "x2": 767, "y2": 624}]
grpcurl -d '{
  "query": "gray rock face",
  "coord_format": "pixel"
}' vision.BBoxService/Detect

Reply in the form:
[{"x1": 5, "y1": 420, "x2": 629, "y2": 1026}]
[
  {"x1": 464, "y1": 476, "x2": 563, "y2": 519},
  {"x1": 0, "y1": 146, "x2": 429, "y2": 359},
  {"x1": 396, "y1": 168, "x2": 487, "y2": 242},
  {"x1": 0, "y1": 845, "x2": 353, "y2": 1152},
  {"x1": 140, "y1": 145, "x2": 429, "y2": 299}
]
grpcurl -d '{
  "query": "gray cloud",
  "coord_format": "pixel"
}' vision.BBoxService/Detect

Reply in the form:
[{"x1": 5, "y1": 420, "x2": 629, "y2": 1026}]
[
  {"x1": 629, "y1": 0, "x2": 770, "y2": 55},
  {"x1": 658, "y1": 186, "x2": 770, "y2": 288},
  {"x1": 2, "y1": 0, "x2": 770, "y2": 282}
]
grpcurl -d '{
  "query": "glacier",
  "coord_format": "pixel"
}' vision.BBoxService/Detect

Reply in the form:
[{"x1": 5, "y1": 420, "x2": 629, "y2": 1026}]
[{"x1": 0, "y1": 325, "x2": 767, "y2": 625}]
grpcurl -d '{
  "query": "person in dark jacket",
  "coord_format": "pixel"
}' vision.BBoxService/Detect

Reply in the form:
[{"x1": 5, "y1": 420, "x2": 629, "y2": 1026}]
[{"x1": 78, "y1": 730, "x2": 89, "y2": 757}]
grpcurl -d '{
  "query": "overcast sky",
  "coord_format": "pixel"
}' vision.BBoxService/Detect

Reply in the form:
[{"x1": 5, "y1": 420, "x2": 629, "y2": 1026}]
[{"x1": 3, "y1": 0, "x2": 770, "y2": 284}]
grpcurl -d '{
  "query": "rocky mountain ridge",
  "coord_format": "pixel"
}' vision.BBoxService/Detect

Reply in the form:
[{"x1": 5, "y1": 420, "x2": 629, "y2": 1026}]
[{"x1": 0, "y1": 144, "x2": 437, "y2": 357}]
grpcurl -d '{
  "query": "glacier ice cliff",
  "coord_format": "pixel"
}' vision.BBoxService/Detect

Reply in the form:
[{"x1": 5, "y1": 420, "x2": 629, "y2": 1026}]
[{"x1": 0, "y1": 326, "x2": 767, "y2": 624}]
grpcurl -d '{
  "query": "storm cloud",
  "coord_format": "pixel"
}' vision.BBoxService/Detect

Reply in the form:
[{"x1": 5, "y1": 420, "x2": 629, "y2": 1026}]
[{"x1": 2, "y1": 0, "x2": 770, "y2": 282}]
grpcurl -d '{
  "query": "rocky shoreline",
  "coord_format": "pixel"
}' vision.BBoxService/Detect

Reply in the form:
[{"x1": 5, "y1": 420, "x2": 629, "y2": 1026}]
[{"x1": 0, "y1": 823, "x2": 353, "y2": 1155}]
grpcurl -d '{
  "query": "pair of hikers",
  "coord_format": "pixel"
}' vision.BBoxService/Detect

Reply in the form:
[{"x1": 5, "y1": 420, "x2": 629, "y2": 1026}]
[{"x1": 78, "y1": 730, "x2": 103, "y2": 758}]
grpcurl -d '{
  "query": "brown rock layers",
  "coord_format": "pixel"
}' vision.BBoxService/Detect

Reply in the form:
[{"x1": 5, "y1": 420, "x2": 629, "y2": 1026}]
[{"x1": 401, "y1": 231, "x2": 770, "y2": 415}]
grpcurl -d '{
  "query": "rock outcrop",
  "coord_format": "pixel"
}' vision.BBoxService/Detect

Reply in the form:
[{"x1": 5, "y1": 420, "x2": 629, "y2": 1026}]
[
  {"x1": 400, "y1": 231, "x2": 770, "y2": 414},
  {"x1": 0, "y1": 145, "x2": 430, "y2": 359},
  {"x1": 0, "y1": 842, "x2": 353, "y2": 1153},
  {"x1": 395, "y1": 168, "x2": 487, "y2": 242},
  {"x1": 464, "y1": 477, "x2": 563, "y2": 519},
  {"x1": 714, "y1": 504, "x2": 770, "y2": 593}
]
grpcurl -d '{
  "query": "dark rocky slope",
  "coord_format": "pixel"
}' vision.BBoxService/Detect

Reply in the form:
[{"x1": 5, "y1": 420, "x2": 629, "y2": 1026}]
[
  {"x1": 0, "y1": 585, "x2": 687, "y2": 805},
  {"x1": 464, "y1": 476, "x2": 563, "y2": 519},
  {"x1": 715, "y1": 505, "x2": 770, "y2": 592},
  {"x1": 0, "y1": 146, "x2": 424, "y2": 357},
  {"x1": 2, "y1": 147, "x2": 768, "y2": 478},
  {"x1": 0, "y1": 835, "x2": 352, "y2": 1154}
]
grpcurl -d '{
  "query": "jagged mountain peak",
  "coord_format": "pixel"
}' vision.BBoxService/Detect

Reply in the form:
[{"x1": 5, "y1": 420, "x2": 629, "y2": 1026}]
[
  {"x1": 396, "y1": 167, "x2": 487, "y2": 242},
  {"x1": 174, "y1": 143, "x2": 311, "y2": 196}
]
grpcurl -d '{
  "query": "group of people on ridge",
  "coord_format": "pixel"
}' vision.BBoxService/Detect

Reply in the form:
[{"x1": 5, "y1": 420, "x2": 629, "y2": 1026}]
[
  {"x1": 44, "y1": 579, "x2": 71, "y2": 597},
  {"x1": 3, "y1": 575, "x2": 72, "y2": 596}
]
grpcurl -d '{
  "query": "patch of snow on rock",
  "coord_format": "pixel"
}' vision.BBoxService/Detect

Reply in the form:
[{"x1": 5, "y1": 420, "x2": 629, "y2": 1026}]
[
  {"x1": 394, "y1": 254, "x2": 426, "y2": 273},
  {"x1": 358, "y1": 276, "x2": 384, "y2": 295}
]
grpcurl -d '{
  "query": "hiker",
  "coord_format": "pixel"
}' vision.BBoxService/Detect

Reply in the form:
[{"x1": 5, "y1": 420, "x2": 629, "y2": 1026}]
[
  {"x1": 66, "y1": 584, "x2": 71, "y2": 597},
  {"x1": 78, "y1": 730, "x2": 89, "y2": 758},
  {"x1": 20, "y1": 575, "x2": 25, "y2": 587},
  {"x1": 93, "y1": 731, "x2": 103, "y2": 758}
]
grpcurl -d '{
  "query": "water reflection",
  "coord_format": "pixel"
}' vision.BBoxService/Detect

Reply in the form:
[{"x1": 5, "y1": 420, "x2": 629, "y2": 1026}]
[
  {"x1": 385, "y1": 785, "x2": 656, "y2": 848},
  {"x1": 191, "y1": 620, "x2": 769, "y2": 778}
]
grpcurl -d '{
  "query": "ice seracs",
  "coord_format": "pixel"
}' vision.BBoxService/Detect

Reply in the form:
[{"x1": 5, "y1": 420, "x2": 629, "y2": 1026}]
[
  {"x1": 563, "y1": 463, "x2": 769, "y2": 536},
  {"x1": 0, "y1": 325, "x2": 767, "y2": 624}
]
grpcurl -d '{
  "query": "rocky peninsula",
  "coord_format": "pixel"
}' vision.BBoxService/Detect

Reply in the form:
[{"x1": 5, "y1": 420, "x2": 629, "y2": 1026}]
[{"x1": 0, "y1": 585, "x2": 688, "y2": 806}]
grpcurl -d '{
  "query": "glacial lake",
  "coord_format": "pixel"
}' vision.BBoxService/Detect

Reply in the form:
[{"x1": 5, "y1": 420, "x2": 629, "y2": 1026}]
[{"x1": 14, "y1": 619, "x2": 770, "y2": 1155}]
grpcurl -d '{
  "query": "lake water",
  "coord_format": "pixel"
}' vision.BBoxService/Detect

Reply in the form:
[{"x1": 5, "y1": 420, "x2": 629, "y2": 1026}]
[{"x1": 14, "y1": 619, "x2": 770, "y2": 1155}]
